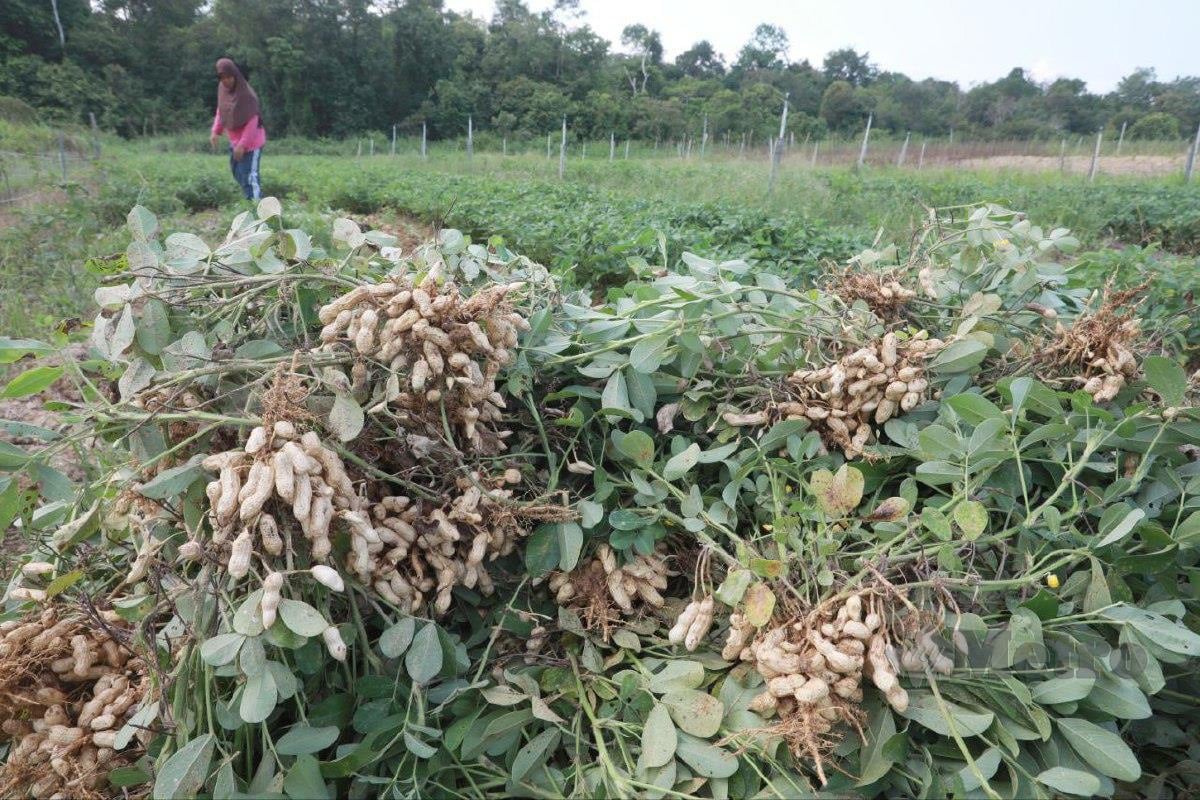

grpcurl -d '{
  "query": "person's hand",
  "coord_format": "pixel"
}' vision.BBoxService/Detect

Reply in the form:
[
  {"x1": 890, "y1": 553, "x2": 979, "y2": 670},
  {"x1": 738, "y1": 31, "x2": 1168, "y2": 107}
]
[{"x1": 233, "y1": 144, "x2": 246, "y2": 161}]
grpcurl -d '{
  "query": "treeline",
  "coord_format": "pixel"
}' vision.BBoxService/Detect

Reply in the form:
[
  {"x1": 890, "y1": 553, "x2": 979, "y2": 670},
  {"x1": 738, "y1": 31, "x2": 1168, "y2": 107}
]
[{"x1": 2, "y1": 0, "x2": 1198, "y2": 143}]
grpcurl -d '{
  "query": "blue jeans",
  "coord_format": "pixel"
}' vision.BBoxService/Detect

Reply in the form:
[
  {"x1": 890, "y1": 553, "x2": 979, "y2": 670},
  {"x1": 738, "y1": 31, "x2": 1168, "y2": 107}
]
[{"x1": 229, "y1": 147, "x2": 262, "y2": 200}]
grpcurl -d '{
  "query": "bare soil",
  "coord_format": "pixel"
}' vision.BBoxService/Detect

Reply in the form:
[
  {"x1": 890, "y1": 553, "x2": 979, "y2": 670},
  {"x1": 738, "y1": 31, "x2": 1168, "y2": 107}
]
[{"x1": 955, "y1": 154, "x2": 1186, "y2": 177}]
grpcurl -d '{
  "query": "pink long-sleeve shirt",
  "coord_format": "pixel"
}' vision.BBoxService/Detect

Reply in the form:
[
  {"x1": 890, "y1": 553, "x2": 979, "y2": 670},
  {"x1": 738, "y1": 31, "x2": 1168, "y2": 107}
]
[{"x1": 211, "y1": 111, "x2": 266, "y2": 151}]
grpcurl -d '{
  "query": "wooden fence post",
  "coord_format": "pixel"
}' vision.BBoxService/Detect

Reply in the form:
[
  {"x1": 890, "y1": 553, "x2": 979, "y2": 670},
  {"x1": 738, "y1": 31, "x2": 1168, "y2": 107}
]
[
  {"x1": 391, "y1": 125, "x2": 396, "y2": 155},
  {"x1": 57, "y1": 132, "x2": 67, "y2": 181},
  {"x1": 918, "y1": 140, "x2": 926, "y2": 170},
  {"x1": 856, "y1": 114, "x2": 873, "y2": 169},
  {"x1": 558, "y1": 116, "x2": 567, "y2": 180},
  {"x1": 466, "y1": 116, "x2": 473, "y2": 162},
  {"x1": 896, "y1": 132, "x2": 911, "y2": 167},
  {"x1": 768, "y1": 93, "x2": 789, "y2": 192},
  {"x1": 1185, "y1": 122, "x2": 1200, "y2": 182},
  {"x1": 1059, "y1": 138, "x2": 1067, "y2": 173},
  {"x1": 624, "y1": 139, "x2": 630, "y2": 159},
  {"x1": 1088, "y1": 130, "x2": 1102, "y2": 182},
  {"x1": 700, "y1": 114, "x2": 708, "y2": 159},
  {"x1": 421, "y1": 122, "x2": 427, "y2": 158},
  {"x1": 811, "y1": 141, "x2": 819, "y2": 167},
  {"x1": 610, "y1": 132, "x2": 615, "y2": 161},
  {"x1": 1116, "y1": 121, "x2": 1126, "y2": 155}
]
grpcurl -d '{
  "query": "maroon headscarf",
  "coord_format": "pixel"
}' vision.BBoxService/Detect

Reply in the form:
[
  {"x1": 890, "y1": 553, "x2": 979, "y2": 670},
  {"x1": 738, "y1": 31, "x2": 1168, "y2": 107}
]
[{"x1": 216, "y1": 58, "x2": 260, "y2": 130}]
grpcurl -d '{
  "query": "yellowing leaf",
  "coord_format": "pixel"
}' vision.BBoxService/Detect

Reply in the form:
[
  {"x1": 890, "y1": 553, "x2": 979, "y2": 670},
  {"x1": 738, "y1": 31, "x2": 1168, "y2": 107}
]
[
  {"x1": 743, "y1": 582, "x2": 776, "y2": 627},
  {"x1": 810, "y1": 464, "x2": 864, "y2": 516},
  {"x1": 954, "y1": 500, "x2": 988, "y2": 540}
]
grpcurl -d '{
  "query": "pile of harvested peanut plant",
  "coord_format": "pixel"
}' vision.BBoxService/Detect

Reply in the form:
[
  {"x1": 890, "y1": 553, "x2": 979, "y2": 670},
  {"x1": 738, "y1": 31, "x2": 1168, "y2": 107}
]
[{"x1": 1, "y1": 201, "x2": 1198, "y2": 799}]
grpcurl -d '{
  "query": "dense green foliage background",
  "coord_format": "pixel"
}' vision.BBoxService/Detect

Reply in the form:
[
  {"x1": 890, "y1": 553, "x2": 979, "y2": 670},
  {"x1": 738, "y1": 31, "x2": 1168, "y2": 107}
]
[{"x1": 2, "y1": 0, "x2": 1200, "y2": 143}]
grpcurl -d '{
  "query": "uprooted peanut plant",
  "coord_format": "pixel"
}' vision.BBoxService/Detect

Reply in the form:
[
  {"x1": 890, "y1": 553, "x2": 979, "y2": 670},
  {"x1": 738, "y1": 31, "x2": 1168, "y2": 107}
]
[{"x1": 1, "y1": 201, "x2": 1200, "y2": 799}]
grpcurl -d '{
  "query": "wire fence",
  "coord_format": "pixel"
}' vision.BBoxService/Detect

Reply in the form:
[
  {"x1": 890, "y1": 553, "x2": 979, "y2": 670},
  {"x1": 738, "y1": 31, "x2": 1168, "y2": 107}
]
[
  {"x1": 0, "y1": 133, "x2": 101, "y2": 206},
  {"x1": 347, "y1": 122, "x2": 1200, "y2": 184}
]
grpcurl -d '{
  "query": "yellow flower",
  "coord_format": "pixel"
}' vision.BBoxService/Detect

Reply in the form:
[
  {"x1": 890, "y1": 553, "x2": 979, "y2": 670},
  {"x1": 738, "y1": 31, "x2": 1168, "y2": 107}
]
[
  {"x1": 762, "y1": 524, "x2": 774, "y2": 532},
  {"x1": 1046, "y1": 573, "x2": 1060, "y2": 589},
  {"x1": 996, "y1": 238, "x2": 1011, "y2": 249},
  {"x1": 785, "y1": 485, "x2": 793, "y2": 492}
]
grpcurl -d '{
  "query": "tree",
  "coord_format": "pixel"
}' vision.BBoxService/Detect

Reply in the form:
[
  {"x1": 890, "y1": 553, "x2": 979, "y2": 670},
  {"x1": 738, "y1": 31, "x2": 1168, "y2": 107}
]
[
  {"x1": 1129, "y1": 112, "x2": 1181, "y2": 140},
  {"x1": 823, "y1": 48, "x2": 875, "y2": 87},
  {"x1": 819, "y1": 79, "x2": 866, "y2": 131},
  {"x1": 1114, "y1": 67, "x2": 1158, "y2": 111},
  {"x1": 675, "y1": 40, "x2": 724, "y2": 78},
  {"x1": 620, "y1": 23, "x2": 662, "y2": 95},
  {"x1": 735, "y1": 24, "x2": 788, "y2": 72}
]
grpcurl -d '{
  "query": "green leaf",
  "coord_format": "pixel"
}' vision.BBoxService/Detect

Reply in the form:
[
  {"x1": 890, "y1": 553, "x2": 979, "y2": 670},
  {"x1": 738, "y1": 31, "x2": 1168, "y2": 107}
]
[
  {"x1": 34, "y1": 567, "x2": 75, "y2": 598},
  {"x1": 524, "y1": 525, "x2": 561, "y2": 578},
  {"x1": 901, "y1": 693, "x2": 993, "y2": 737},
  {"x1": 127, "y1": 205, "x2": 158, "y2": 241},
  {"x1": 151, "y1": 733, "x2": 213, "y2": 800},
  {"x1": 662, "y1": 443, "x2": 700, "y2": 481},
  {"x1": 647, "y1": 660, "x2": 705, "y2": 693},
  {"x1": 1056, "y1": 717, "x2": 1140, "y2": 782},
  {"x1": 641, "y1": 704, "x2": 677, "y2": 768},
  {"x1": 629, "y1": 335, "x2": 671, "y2": 373},
  {"x1": 279, "y1": 599, "x2": 329, "y2": 637},
  {"x1": 1100, "y1": 604, "x2": 1200, "y2": 657},
  {"x1": 239, "y1": 670, "x2": 278, "y2": 723},
  {"x1": 0, "y1": 337, "x2": 54, "y2": 364},
  {"x1": 233, "y1": 590, "x2": 265, "y2": 636},
  {"x1": 283, "y1": 754, "x2": 329, "y2": 800},
  {"x1": 578, "y1": 499, "x2": 603, "y2": 529},
  {"x1": 137, "y1": 298, "x2": 172, "y2": 356},
  {"x1": 714, "y1": 568, "x2": 753, "y2": 607},
  {"x1": 138, "y1": 456, "x2": 204, "y2": 500},
  {"x1": 617, "y1": 430, "x2": 655, "y2": 465},
  {"x1": 379, "y1": 618, "x2": 416, "y2": 659},
  {"x1": 405, "y1": 623, "x2": 443, "y2": 685},
  {"x1": 662, "y1": 690, "x2": 724, "y2": 737},
  {"x1": 512, "y1": 729, "x2": 560, "y2": 783},
  {"x1": 1142, "y1": 355, "x2": 1186, "y2": 406},
  {"x1": 921, "y1": 506, "x2": 952, "y2": 540},
  {"x1": 930, "y1": 339, "x2": 988, "y2": 373},
  {"x1": 1095, "y1": 505, "x2": 1144, "y2": 548},
  {"x1": 199, "y1": 633, "x2": 245, "y2": 667},
  {"x1": 277, "y1": 725, "x2": 340, "y2": 756},
  {"x1": 1036, "y1": 767, "x2": 1102, "y2": 797},
  {"x1": 1084, "y1": 674, "x2": 1151, "y2": 719},
  {"x1": 1030, "y1": 676, "x2": 1094, "y2": 705},
  {"x1": 556, "y1": 522, "x2": 583, "y2": 571},
  {"x1": 403, "y1": 730, "x2": 438, "y2": 759},
  {"x1": 108, "y1": 766, "x2": 151, "y2": 788},
  {"x1": 1, "y1": 366, "x2": 62, "y2": 399},
  {"x1": 675, "y1": 732, "x2": 737, "y2": 779},
  {"x1": 857, "y1": 704, "x2": 899, "y2": 786},
  {"x1": 0, "y1": 418, "x2": 59, "y2": 442},
  {"x1": 945, "y1": 393, "x2": 1004, "y2": 424},
  {"x1": 1083, "y1": 557, "x2": 1112, "y2": 614},
  {"x1": 601, "y1": 371, "x2": 631, "y2": 420}
]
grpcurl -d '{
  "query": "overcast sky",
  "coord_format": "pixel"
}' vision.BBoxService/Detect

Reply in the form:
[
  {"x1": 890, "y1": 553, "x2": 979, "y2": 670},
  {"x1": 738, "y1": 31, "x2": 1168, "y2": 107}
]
[{"x1": 441, "y1": 0, "x2": 1197, "y2": 92}]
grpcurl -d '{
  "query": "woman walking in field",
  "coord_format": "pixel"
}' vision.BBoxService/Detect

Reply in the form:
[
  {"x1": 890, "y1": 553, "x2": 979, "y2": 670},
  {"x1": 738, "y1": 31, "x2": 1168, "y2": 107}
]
[{"x1": 209, "y1": 58, "x2": 266, "y2": 200}]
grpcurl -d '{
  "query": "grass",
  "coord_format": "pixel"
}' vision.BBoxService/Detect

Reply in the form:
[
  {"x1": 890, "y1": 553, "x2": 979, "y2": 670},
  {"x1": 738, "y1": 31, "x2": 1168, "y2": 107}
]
[{"x1": 1, "y1": 138, "x2": 1198, "y2": 338}]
